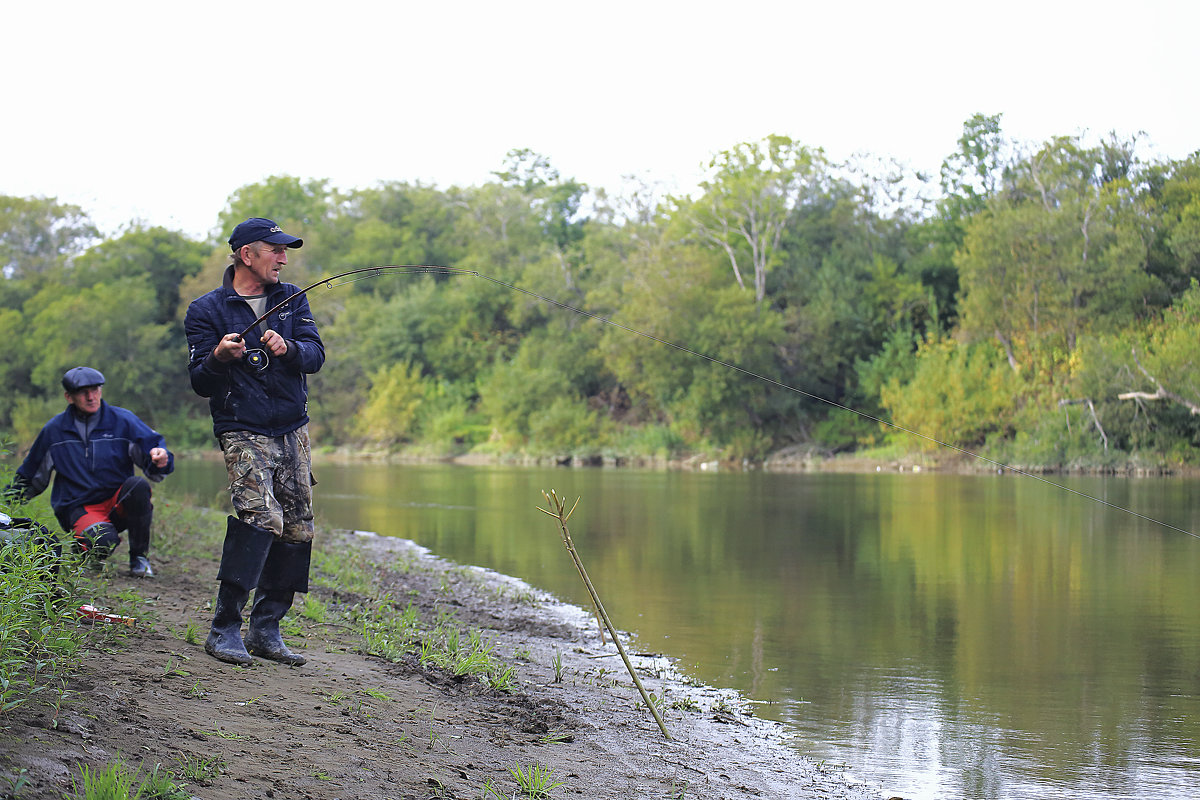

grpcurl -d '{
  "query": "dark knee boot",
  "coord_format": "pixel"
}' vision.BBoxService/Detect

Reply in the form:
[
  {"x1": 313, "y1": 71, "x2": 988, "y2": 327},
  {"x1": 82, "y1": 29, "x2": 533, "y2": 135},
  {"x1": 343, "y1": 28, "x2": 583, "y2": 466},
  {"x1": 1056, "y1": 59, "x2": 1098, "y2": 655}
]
[
  {"x1": 245, "y1": 591, "x2": 305, "y2": 666},
  {"x1": 126, "y1": 512, "x2": 154, "y2": 577},
  {"x1": 205, "y1": 582, "x2": 252, "y2": 665},
  {"x1": 204, "y1": 516, "x2": 274, "y2": 665},
  {"x1": 117, "y1": 476, "x2": 154, "y2": 577},
  {"x1": 244, "y1": 540, "x2": 311, "y2": 666}
]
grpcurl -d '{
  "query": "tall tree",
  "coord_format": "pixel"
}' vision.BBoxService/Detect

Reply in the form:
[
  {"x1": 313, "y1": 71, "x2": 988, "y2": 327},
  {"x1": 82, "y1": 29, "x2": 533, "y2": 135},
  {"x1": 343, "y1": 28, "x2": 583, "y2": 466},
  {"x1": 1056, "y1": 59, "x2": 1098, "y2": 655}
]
[
  {"x1": 956, "y1": 135, "x2": 1159, "y2": 371},
  {"x1": 0, "y1": 196, "x2": 97, "y2": 280},
  {"x1": 688, "y1": 135, "x2": 827, "y2": 306},
  {"x1": 71, "y1": 226, "x2": 209, "y2": 323}
]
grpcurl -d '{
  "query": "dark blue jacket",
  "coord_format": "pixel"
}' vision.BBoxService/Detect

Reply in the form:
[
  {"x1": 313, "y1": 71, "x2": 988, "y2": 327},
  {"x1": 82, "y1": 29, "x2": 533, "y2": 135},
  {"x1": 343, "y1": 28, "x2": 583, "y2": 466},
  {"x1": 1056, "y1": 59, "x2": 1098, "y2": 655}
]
[
  {"x1": 184, "y1": 265, "x2": 325, "y2": 438},
  {"x1": 13, "y1": 401, "x2": 174, "y2": 530}
]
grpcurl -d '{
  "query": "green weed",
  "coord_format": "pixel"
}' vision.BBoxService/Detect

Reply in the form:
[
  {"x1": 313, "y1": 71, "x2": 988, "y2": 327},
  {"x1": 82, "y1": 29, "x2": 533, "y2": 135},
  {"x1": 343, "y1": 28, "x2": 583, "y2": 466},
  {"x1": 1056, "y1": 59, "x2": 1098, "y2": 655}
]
[
  {"x1": 486, "y1": 664, "x2": 519, "y2": 692},
  {"x1": 1, "y1": 767, "x2": 31, "y2": 798},
  {"x1": 173, "y1": 752, "x2": 224, "y2": 785},
  {"x1": 670, "y1": 696, "x2": 700, "y2": 712},
  {"x1": 71, "y1": 760, "x2": 141, "y2": 800},
  {"x1": 69, "y1": 759, "x2": 190, "y2": 800},
  {"x1": 299, "y1": 592, "x2": 328, "y2": 623},
  {"x1": 139, "y1": 762, "x2": 191, "y2": 800},
  {"x1": 508, "y1": 762, "x2": 565, "y2": 798},
  {"x1": 0, "y1": 521, "x2": 85, "y2": 718},
  {"x1": 198, "y1": 729, "x2": 244, "y2": 740},
  {"x1": 161, "y1": 657, "x2": 189, "y2": 678}
]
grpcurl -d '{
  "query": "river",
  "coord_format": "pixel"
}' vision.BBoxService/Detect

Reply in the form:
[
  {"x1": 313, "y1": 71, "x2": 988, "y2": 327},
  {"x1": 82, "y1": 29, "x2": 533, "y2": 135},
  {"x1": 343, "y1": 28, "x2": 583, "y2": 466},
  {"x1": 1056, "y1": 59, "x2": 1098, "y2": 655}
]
[{"x1": 163, "y1": 459, "x2": 1200, "y2": 800}]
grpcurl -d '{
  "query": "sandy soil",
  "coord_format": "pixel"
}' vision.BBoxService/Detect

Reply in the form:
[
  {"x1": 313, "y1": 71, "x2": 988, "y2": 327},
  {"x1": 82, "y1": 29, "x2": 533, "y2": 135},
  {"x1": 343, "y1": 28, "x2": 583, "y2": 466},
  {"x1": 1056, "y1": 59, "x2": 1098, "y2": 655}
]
[{"x1": 0, "y1": 524, "x2": 886, "y2": 800}]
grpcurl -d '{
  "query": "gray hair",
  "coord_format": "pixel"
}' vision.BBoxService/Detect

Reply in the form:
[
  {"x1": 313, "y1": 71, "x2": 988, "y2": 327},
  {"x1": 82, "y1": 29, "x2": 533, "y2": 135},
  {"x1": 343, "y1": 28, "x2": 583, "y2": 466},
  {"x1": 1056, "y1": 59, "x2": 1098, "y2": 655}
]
[{"x1": 228, "y1": 241, "x2": 265, "y2": 269}]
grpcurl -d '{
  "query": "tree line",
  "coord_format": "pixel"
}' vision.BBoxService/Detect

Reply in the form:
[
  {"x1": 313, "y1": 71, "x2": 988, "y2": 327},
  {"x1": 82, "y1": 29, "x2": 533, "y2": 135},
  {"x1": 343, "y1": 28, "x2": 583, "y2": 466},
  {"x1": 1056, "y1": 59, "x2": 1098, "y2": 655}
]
[{"x1": 2, "y1": 114, "x2": 1199, "y2": 469}]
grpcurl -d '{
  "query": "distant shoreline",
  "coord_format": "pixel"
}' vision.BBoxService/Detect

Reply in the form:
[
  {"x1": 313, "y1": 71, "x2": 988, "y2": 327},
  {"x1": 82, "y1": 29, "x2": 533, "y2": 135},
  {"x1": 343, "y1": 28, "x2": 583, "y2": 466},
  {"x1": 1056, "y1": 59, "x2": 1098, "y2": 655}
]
[{"x1": 177, "y1": 443, "x2": 1196, "y2": 478}]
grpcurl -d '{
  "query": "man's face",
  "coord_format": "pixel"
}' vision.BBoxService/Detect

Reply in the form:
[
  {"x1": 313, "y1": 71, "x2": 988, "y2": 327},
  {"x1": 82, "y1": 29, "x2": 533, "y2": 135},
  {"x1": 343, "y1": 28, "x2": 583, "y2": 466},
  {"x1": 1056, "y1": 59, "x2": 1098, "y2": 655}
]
[
  {"x1": 66, "y1": 385, "x2": 103, "y2": 415},
  {"x1": 242, "y1": 241, "x2": 289, "y2": 287}
]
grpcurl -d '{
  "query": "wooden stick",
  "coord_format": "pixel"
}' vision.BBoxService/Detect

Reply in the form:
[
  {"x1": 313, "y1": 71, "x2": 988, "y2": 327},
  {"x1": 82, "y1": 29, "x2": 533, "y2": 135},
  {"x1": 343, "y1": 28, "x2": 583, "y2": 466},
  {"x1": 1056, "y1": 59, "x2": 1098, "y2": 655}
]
[{"x1": 538, "y1": 490, "x2": 671, "y2": 740}]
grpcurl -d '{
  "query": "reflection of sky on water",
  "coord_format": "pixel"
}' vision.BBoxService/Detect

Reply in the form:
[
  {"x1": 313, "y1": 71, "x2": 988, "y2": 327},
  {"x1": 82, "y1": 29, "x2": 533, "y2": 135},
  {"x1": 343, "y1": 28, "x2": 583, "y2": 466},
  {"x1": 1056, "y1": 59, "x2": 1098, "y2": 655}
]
[{"x1": 165, "y1": 461, "x2": 1200, "y2": 800}]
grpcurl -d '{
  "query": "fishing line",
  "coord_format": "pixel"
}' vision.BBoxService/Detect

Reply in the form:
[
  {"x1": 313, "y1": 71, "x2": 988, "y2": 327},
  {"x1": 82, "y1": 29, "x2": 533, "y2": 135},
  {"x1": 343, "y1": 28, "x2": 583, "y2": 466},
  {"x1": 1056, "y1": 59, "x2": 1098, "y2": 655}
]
[{"x1": 265, "y1": 265, "x2": 1200, "y2": 540}]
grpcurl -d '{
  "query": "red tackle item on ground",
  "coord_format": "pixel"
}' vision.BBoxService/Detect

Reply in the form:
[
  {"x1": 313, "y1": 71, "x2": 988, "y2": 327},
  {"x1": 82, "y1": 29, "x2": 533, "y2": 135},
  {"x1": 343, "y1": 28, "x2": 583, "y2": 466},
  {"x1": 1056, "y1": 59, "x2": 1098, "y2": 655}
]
[{"x1": 77, "y1": 604, "x2": 136, "y2": 626}]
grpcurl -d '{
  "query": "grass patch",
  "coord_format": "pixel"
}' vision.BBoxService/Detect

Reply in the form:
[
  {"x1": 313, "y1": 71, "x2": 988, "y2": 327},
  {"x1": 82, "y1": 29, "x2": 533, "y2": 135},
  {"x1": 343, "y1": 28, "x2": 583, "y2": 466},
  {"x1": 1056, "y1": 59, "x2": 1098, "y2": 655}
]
[{"x1": 70, "y1": 759, "x2": 192, "y2": 800}]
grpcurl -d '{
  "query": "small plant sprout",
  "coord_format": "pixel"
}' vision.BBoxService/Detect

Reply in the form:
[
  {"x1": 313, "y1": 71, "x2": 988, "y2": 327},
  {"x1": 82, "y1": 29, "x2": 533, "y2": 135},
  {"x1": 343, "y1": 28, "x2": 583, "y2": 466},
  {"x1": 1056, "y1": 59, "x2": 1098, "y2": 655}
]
[
  {"x1": 162, "y1": 657, "x2": 190, "y2": 678},
  {"x1": 486, "y1": 664, "x2": 518, "y2": 693},
  {"x1": 199, "y1": 728, "x2": 245, "y2": 740},
  {"x1": 174, "y1": 753, "x2": 224, "y2": 784},
  {"x1": 551, "y1": 650, "x2": 565, "y2": 683},
  {"x1": 670, "y1": 696, "x2": 701, "y2": 712},
  {"x1": 140, "y1": 762, "x2": 191, "y2": 799},
  {"x1": 481, "y1": 777, "x2": 506, "y2": 799},
  {"x1": 509, "y1": 762, "x2": 565, "y2": 798},
  {"x1": 1, "y1": 768, "x2": 31, "y2": 797}
]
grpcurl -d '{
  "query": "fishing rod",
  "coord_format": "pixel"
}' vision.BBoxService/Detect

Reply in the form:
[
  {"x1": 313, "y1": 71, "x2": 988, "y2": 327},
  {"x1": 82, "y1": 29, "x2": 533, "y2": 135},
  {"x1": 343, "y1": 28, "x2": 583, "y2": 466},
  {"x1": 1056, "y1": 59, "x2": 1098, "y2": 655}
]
[
  {"x1": 233, "y1": 264, "x2": 1200, "y2": 540},
  {"x1": 232, "y1": 265, "x2": 478, "y2": 341}
]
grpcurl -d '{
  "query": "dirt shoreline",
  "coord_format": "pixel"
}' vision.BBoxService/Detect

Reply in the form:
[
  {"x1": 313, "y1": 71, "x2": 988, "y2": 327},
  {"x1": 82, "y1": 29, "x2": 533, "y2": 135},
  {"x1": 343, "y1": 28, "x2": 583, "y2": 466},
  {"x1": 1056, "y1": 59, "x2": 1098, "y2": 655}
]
[{"x1": 1, "y1": 522, "x2": 886, "y2": 800}]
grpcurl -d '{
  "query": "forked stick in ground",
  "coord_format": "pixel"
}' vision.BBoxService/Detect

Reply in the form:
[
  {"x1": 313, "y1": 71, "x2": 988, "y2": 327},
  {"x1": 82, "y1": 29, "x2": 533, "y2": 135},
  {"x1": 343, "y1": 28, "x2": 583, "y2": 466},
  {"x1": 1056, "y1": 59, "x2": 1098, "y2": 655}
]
[{"x1": 538, "y1": 489, "x2": 671, "y2": 740}]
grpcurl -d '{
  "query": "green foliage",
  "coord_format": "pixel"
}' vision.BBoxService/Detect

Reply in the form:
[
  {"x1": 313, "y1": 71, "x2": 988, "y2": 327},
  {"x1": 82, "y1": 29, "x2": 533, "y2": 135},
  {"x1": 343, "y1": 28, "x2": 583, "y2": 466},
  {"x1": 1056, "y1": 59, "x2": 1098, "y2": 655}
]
[
  {"x1": 955, "y1": 134, "x2": 1163, "y2": 370},
  {"x1": 880, "y1": 336, "x2": 1022, "y2": 451},
  {"x1": 1153, "y1": 154, "x2": 1200, "y2": 288},
  {"x1": 688, "y1": 135, "x2": 828, "y2": 305},
  {"x1": 2, "y1": 126, "x2": 1200, "y2": 468},
  {"x1": 72, "y1": 760, "x2": 143, "y2": 800},
  {"x1": 71, "y1": 226, "x2": 209, "y2": 324},
  {"x1": 507, "y1": 762, "x2": 565, "y2": 799},
  {"x1": 0, "y1": 195, "x2": 98, "y2": 279},
  {"x1": 70, "y1": 759, "x2": 192, "y2": 800},
  {"x1": 526, "y1": 396, "x2": 610, "y2": 455},
  {"x1": 418, "y1": 383, "x2": 490, "y2": 452},
  {"x1": 0, "y1": 492, "x2": 83, "y2": 718},
  {"x1": 217, "y1": 175, "x2": 334, "y2": 243},
  {"x1": 356, "y1": 361, "x2": 428, "y2": 444}
]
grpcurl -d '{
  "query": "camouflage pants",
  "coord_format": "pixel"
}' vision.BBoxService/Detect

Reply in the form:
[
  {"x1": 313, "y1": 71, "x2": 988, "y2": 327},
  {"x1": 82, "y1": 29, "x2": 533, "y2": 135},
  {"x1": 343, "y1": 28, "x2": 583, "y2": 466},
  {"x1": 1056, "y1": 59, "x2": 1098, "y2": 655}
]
[{"x1": 218, "y1": 427, "x2": 316, "y2": 543}]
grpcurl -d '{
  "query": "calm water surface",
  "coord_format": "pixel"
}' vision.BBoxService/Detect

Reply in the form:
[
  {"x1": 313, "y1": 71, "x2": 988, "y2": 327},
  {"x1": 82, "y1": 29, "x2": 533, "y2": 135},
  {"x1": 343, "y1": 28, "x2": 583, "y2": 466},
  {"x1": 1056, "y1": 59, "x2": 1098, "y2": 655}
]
[{"x1": 166, "y1": 460, "x2": 1200, "y2": 800}]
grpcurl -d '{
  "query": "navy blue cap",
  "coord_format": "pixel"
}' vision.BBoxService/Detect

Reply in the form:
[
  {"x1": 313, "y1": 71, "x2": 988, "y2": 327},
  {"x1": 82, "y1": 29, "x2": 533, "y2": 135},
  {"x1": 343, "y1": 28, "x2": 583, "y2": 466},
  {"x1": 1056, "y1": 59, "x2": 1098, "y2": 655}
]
[
  {"x1": 228, "y1": 217, "x2": 303, "y2": 251},
  {"x1": 62, "y1": 366, "x2": 105, "y2": 391}
]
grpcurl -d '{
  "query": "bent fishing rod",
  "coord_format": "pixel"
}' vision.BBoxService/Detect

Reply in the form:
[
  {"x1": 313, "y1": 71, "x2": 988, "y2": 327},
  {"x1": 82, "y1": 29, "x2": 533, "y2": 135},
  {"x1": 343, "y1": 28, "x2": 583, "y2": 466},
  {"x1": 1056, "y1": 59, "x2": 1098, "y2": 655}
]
[{"x1": 232, "y1": 264, "x2": 1200, "y2": 540}]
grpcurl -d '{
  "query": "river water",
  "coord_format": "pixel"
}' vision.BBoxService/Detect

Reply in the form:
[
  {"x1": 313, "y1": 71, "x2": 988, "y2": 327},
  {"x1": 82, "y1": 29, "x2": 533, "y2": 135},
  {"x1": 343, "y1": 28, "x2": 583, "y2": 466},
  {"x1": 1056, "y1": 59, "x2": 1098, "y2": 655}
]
[{"x1": 164, "y1": 459, "x2": 1200, "y2": 800}]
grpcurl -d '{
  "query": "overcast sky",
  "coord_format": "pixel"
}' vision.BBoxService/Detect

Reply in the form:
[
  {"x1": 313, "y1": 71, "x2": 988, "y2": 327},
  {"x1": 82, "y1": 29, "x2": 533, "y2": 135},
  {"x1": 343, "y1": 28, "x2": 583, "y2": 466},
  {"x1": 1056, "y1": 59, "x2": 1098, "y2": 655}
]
[{"x1": 3, "y1": 0, "x2": 1195, "y2": 242}]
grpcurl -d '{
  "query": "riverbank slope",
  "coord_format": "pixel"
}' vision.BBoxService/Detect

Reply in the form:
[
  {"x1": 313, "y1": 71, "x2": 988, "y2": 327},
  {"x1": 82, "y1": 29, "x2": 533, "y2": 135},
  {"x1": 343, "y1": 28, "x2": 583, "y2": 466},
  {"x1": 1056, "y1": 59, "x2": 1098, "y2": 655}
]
[{"x1": 1, "y1": 504, "x2": 885, "y2": 800}]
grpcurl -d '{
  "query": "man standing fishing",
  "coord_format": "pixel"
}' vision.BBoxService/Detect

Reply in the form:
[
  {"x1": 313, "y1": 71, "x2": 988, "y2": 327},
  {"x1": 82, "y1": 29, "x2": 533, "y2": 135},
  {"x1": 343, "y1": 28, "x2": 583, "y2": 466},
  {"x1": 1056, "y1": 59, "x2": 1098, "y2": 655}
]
[
  {"x1": 4, "y1": 366, "x2": 173, "y2": 577},
  {"x1": 184, "y1": 217, "x2": 324, "y2": 667}
]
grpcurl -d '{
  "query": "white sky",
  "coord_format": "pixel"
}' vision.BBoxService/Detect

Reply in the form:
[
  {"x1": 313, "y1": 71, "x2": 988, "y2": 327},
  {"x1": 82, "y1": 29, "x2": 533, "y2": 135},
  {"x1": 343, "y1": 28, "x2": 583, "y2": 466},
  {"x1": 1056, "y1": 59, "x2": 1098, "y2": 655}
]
[{"x1": 3, "y1": 0, "x2": 1195, "y2": 241}]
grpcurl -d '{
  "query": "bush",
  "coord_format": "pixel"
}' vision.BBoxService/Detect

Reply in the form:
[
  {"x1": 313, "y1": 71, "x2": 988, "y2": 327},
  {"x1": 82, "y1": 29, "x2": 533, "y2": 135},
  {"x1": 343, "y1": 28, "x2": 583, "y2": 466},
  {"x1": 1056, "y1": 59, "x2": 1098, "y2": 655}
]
[{"x1": 0, "y1": 517, "x2": 82, "y2": 717}]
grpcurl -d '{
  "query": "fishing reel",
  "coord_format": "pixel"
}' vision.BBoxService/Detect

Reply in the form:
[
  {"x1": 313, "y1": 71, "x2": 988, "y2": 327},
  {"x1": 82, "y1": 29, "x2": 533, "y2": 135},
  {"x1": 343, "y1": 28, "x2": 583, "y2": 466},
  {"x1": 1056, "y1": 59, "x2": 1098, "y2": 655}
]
[
  {"x1": 244, "y1": 349, "x2": 270, "y2": 371},
  {"x1": 230, "y1": 333, "x2": 270, "y2": 370}
]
